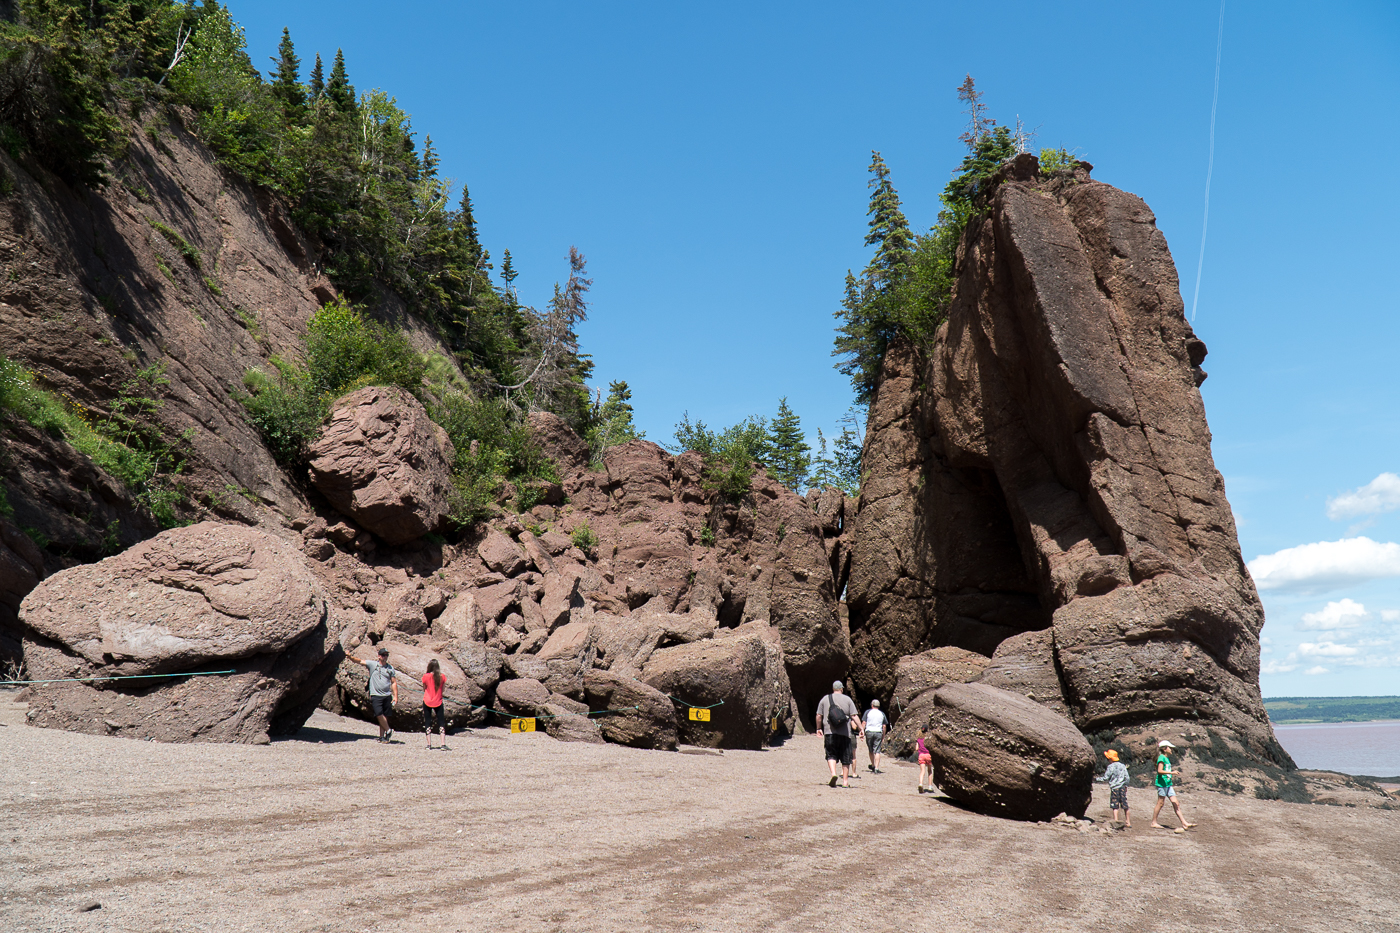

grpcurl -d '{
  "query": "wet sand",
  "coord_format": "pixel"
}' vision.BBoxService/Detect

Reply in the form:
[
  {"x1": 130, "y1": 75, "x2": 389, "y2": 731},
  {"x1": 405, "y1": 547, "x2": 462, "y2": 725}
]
[{"x1": 3, "y1": 693, "x2": 1398, "y2": 933}]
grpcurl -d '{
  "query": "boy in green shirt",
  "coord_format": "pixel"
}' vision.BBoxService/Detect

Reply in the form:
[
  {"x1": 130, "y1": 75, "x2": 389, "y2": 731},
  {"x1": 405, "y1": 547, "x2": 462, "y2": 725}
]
[{"x1": 1150, "y1": 740, "x2": 1195, "y2": 831}]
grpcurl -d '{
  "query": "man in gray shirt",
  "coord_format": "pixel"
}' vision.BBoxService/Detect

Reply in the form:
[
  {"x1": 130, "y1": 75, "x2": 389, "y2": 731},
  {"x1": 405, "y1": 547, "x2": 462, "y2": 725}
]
[
  {"x1": 815, "y1": 680, "x2": 861, "y2": 788},
  {"x1": 350, "y1": 646, "x2": 399, "y2": 743}
]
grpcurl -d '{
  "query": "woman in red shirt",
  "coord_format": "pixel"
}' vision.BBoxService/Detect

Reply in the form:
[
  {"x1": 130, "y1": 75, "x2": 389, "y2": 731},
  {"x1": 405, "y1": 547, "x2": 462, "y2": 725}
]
[{"x1": 422, "y1": 659, "x2": 448, "y2": 750}]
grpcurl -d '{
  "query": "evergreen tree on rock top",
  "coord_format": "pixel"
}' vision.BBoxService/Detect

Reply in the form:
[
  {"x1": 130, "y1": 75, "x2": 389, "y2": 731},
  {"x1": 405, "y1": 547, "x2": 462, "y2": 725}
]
[
  {"x1": 269, "y1": 28, "x2": 305, "y2": 119},
  {"x1": 764, "y1": 397, "x2": 812, "y2": 493}
]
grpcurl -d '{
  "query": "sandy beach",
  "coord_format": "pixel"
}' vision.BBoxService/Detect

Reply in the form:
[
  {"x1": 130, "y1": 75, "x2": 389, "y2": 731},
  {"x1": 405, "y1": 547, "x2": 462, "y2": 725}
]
[{"x1": 3, "y1": 691, "x2": 1398, "y2": 933}]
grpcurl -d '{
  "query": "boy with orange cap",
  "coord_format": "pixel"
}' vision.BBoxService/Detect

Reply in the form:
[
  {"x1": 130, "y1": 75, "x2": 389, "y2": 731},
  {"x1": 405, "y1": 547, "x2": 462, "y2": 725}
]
[{"x1": 1096, "y1": 750, "x2": 1131, "y2": 828}]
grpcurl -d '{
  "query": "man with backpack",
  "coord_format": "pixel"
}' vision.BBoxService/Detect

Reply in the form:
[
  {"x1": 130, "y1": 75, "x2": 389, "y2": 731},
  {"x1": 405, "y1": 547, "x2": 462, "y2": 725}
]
[{"x1": 815, "y1": 680, "x2": 861, "y2": 788}]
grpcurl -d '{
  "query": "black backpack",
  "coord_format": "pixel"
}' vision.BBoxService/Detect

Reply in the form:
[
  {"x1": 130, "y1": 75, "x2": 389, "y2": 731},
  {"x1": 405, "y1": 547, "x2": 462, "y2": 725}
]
[{"x1": 826, "y1": 693, "x2": 849, "y2": 729}]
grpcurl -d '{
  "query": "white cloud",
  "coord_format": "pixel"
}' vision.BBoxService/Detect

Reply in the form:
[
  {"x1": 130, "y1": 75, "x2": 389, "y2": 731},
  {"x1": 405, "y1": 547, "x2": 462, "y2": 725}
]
[
  {"x1": 1300, "y1": 598, "x2": 1368, "y2": 630},
  {"x1": 1248, "y1": 537, "x2": 1400, "y2": 591},
  {"x1": 1327, "y1": 473, "x2": 1400, "y2": 520},
  {"x1": 1299, "y1": 641, "x2": 1359, "y2": 657},
  {"x1": 1261, "y1": 657, "x2": 1298, "y2": 674},
  {"x1": 1383, "y1": 610, "x2": 1400, "y2": 623},
  {"x1": 1305, "y1": 666, "x2": 1330, "y2": 675}
]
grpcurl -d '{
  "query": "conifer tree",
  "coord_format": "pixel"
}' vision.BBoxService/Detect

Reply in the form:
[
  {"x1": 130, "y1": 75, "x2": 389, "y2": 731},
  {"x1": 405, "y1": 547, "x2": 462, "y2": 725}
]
[
  {"x1": 957, "y1": 74, "x2": 996, "y2": 150},
  {"x1": 833, "y1": 154, "x2": 911, "y2": 404},
  {"x1": 308, "y1": 52, "x2": 324, "y2": 98},
  {"x1": 500, "y1": 249, "x2": 517, "y2": 293},
  {"x1": 421, "y1": 135, "x2": 439, "y2": 180},
  {"x1": 764, "y1": 398, "x2": 812, "y2": 492},
  {"x1": 326, "y1": 49, "x2": 355, "y2": 112},
  {"x1": 864, "y1": 151, "x2": 913, "y2": 288},
  {"x1": 457, "y1": 184, "x2": 480, "y2": 259},
  {"x1": 268, "y1": 28, "x2": 305, "y2": 119}
]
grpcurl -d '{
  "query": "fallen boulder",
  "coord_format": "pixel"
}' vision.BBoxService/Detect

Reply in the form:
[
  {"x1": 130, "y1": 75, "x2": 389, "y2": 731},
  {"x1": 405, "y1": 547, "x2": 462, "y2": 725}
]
[
  {"x1": 584, "y1": 667, "x2": 678, "y2": 750},
  {"x1": 931, "y1": 682, "x2": 1094, "y2": 821},
  {"x1": 308, "y1": 386, "x2": 455, "y2": 545},
  {"x1": 20, "y1": 522, "x2": 340, "y2": 743},
  {"x1": 641, "y1": 621, "x2": 791, "y2": 750},
  {"x1": 884, "y1": 646, "x2": 990, "y2": 758}
]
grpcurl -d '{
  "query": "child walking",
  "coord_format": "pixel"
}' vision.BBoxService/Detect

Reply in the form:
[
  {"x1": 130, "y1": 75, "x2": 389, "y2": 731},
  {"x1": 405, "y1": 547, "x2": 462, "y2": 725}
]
[
  {"x1": 422, "y1": 659, "x2": 448, "y2": 750},
  {"x1": 1151, "y1": 740, "x2": 1195, "y2": 831},
  {"x1": 916, "y1": 725, "x2": 934, "y2": 794},
  {"x1": 1097, "y1": 749, "x2": 1131, "y2": 828}
]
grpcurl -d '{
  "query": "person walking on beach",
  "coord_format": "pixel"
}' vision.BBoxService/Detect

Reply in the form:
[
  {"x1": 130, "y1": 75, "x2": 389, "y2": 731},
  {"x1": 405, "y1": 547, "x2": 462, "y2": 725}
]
[
  {"x1": 1151, "y1": 740, "x2": 1195, "y2": 831},
  {"x1": 916, "y1": 724, "x2": 934, "y2": 794},
  {"x1": 1098, "y1": 749, "x2": 1131, "y2": 828},
  {"x1": 863, "y1": 699, "x2": 887, "y2": 774},
  {"x1": 349, "y1": 646, "x2": 399, "y2": 743},
  {"x1": 816, "y1": 680, "x2": 861, "y2": 788},
  {"x1": 422, "y1": 658, "x2": 448, "y2": 750}
]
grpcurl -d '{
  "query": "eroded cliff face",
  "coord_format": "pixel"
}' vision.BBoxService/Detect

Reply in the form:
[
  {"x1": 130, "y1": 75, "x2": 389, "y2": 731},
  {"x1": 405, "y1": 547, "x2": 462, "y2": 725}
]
[
  {"x1": 0, "y1": 112, "x2": 354, "y2": 659},
  {"x1": 847, "y1": 155, "x2": 1284, "y2": 761}
]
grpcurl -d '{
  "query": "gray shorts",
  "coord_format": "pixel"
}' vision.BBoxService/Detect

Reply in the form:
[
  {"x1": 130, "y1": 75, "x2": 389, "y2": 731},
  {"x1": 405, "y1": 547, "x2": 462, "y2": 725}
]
[
  {"x1": 866, "y1": 731, "x2": 884, "y2": 756},
  {"x1": 1156, "y1": 785, "x2": 1176, "y2": 798}
]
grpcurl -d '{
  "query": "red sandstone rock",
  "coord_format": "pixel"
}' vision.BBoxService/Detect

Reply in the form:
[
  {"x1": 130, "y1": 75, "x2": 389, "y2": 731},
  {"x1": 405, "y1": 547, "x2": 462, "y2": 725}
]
[
  {"x1": 308, "y1": 386, "x2": 455, "y2": 545},
  {"x1": 20, "y1": 522, "x2": 340, "y2": 743},
  {"x1": 931, "y1": 682, "x2": 1094, "y2": 821},
  {"x1": 845, "y1": 155, "x2": 1280, "y2": 762}
]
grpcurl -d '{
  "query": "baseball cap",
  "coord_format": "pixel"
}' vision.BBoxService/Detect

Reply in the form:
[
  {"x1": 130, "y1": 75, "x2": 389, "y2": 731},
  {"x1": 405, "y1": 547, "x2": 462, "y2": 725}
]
[
  {"x1": 832, "y1": 680, "x2": 843, "y2": 690},
  {"x1": 1104, "y1": 750, "x2": 1119, "y2": 761},
  {"x1": 1158, "y1": 740, "x2": 1176, "y2": 748},
  {"x1": 377, "y1": 647, "x2": 389, "y2": 657},
  {"x1": 871, "y1": 699, "x2": 880, "y2": 708}
]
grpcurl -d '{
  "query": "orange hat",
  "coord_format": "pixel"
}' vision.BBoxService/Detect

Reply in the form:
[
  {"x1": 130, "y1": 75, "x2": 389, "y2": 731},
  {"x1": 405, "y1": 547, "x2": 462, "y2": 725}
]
[{"x1": 1103, "y1": 750, "x2": 1119, "y2": 761}]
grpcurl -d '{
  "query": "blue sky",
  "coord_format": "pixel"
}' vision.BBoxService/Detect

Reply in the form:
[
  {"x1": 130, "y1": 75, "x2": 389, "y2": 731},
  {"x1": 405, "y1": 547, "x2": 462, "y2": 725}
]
[{"x1": 228, "y1": 1, "x2": 1400, "y2": 697}]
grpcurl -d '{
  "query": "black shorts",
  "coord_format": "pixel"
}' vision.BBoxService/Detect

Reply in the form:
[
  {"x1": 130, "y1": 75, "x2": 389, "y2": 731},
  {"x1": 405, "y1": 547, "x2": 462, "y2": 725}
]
[
  {"x1": 824, "y1": 733, "x2": 853, "y2": 765},
  {"x1": 1109, "y1": 786, "x2": 1129, "y2": 811},
  {"x1": 422, "y1": 704, "x2": 446, "y2": 732},
  {"x1": 370, "y1": 695, "x2": 393, "y2": 718}
]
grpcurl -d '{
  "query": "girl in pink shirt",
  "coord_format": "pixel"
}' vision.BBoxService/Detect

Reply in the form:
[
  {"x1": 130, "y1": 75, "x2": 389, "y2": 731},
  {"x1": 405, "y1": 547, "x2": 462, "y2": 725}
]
[
  {"x1": 422, "y1": 659, "x2": 448, "y2": 750},
  {"x1": 916, "y1": 724, "x2": 933, "y2": 794}
]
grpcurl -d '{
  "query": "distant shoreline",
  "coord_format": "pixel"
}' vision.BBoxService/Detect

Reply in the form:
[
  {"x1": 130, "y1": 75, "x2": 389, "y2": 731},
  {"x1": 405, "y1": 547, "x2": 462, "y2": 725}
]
[{"x1": 1264, "y1": 696, "x2": 1400, "y2": 724}]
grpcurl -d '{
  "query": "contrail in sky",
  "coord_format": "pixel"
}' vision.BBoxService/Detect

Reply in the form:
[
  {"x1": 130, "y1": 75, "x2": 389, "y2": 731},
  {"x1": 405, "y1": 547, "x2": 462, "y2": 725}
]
[{"x1": 1191, "y1": 1, "x2": 1225, "y2": 324}]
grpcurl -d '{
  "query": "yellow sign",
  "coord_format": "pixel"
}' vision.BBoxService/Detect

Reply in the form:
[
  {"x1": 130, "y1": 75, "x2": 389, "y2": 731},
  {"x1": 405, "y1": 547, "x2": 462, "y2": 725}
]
[
  {"x1": 771, "y1": 716, "x2": 778, "y2": 731},
  {"x1": 688, "y1": 708, "x2": 711, "y2": 722},
  {"x1": 511, "y1": 718, "x2": 537, "y2": 733}
]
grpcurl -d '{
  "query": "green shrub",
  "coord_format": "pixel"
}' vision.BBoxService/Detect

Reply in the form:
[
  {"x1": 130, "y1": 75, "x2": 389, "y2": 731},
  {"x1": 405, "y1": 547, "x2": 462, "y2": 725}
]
[
  {"x1": 671, "y1": 411, "x2": 768, "y2": 501},
  {"x1": 429, "y1": 393, "x2": 558, "y2": 524},
  {"x1": 241, "y1": 299, "x2": 427, "y2": 464},
  {"x1": 570, "y1": 521, "x2": 598, "y2": 555}
]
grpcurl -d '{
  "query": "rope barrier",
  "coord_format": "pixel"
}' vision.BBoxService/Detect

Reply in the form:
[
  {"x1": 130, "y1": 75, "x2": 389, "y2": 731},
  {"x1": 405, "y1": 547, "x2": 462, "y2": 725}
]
[
  {"x1": 0, "y1": 669, "x2": 236, "y2": 686},
  {"x1": 663, "y1": 694, "x2": 724, "y2": 710}
]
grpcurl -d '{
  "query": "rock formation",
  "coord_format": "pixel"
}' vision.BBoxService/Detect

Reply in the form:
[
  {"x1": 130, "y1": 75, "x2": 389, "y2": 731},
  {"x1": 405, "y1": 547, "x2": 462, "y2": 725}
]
[
  {"x1": 19, "y1": 522, "x2": 341, "y2": 743},
  {"x1": 847, "y1": 155, "x2": 1286, "y2": 765},
  {"x1": 931, "y1": 682, "x2": 1095, "y2": 821},
  {"x1": 308, "y1": 386, "x2": 456, "y2": 545}
]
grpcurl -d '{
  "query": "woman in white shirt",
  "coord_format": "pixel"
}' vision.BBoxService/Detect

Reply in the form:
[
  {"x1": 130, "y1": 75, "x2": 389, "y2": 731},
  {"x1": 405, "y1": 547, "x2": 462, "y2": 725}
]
[{"x1": 862, "y1": 699, "x2": 888, "y2": 773}]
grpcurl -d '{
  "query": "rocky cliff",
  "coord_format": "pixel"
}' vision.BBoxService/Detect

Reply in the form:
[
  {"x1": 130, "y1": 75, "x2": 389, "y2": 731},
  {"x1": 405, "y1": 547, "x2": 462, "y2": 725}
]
[{"x1": 846, "y1": 154, "x2": 1286, "y2": 764}]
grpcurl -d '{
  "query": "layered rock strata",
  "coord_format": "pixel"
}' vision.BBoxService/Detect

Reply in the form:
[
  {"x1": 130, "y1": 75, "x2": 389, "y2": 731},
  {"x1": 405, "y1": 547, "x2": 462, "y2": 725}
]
[
  {"x1": 847, "y1": 155, "x2": 1284, "y2": 762},
  {"x1": 931, "y1": 682, "x2": 1095, "y2": 821}
]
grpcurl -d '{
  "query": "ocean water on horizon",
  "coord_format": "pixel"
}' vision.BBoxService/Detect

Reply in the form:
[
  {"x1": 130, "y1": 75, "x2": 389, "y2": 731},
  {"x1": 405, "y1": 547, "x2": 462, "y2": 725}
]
[{"x1": 1270, "y1": 719, "x2": 1400, "y2": 777}]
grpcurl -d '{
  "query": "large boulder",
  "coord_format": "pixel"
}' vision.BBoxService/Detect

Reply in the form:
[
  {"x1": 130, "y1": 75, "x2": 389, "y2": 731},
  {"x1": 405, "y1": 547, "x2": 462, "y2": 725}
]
[
  {"x1": 308, "y1": 386, "x2": 455, "y2": 545},
  {"x1": 19, "y1": 522, "x2": 341, "y2": 743},
  {"x1": 584, "y1": 667, "x2": 678, "y2": 750},
  {"x1": 931, "y1": 682, "x2": 1094, "y2": 821},
  {"x1": 884, "y1": 646, "x2": 990, "y2": 758},
  {"x1": 641, "y1": 621, "x2": 791, "y2": 750},
  {"x1": 845, "y1": 155, "x2": 1283, "y2": 763},
  {"x1": 328, "y1": 639, "x2": 484, "y2": 731}
]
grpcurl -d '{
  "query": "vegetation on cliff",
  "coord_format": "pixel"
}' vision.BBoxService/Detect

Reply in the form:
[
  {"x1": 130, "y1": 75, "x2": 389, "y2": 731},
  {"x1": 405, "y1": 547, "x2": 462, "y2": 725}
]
[
  {"x1": 833, "y1": 77, "x2": 1080, "y2": 404},
  {"x1": 669, "y1": 402, "x2": 860, "y2": 499},
  {"x1": 0, "y1": 1, "x2": 629, "y2": 524}
]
